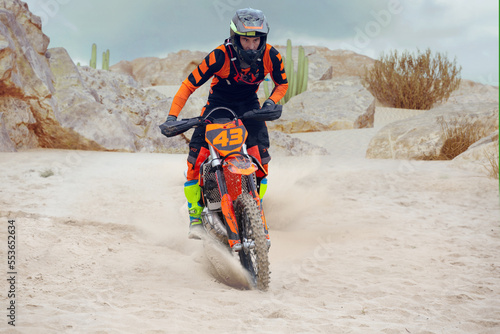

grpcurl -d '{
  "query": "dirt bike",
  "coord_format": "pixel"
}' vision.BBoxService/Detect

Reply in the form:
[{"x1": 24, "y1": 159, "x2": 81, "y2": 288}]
[{"x1": 159, "y1": 104, "x2": 282, "y2": 290}]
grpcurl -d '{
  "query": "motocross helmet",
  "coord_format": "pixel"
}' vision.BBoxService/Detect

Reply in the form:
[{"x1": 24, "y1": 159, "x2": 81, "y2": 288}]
[{"x1": 229, "y1": 8, "x2": 269, "y2": 66}]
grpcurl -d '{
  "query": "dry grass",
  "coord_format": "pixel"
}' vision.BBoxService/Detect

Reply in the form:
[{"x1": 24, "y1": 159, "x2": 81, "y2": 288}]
[
  {"x1": 361, "y1": 48, "x2": 461, "y2": 110},
  {"x1": 482, "y1": 145, "x2": 499, "y2": 179},
  {"x1": 420, "y1": 116, "x2": 492, "y2": 161},
  {"x1": 438, "y1": 116, "x2": 490, "y2": 160}
]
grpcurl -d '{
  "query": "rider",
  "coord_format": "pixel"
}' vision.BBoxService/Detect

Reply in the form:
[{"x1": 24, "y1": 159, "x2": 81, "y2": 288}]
[{"x1": 164, "y1": 8, "x2": 288, "y2": 242}]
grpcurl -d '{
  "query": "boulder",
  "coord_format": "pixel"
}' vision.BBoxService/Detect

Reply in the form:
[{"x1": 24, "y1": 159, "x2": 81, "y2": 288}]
[
  {"x1": 274, "y1": 46, "x2": 375, "y2": 82},
  {"x1": 440, "y1": 79, "x2": 499, "y2": 106},
  {"x1": 0, "y1": 0, "x2": 52, "y2": 97},
  {"x1": 0, "y1": 0, "x2": 51, "y2": 151},
  {"x1": 0, "y1": 0, "x2": 103, "y2": 151},
  {"x1": 0, "y1": 112, "x2": 16, "y2": 151},
  {"x1": 311, "y1": 47, "x2": 375, "y2": 80},
  {"x1": 366, "y1": 103, "x2": 499, "y2": 160},
  {"x1": 110, "y1": 50, "x2": 207, "y2": 87},
  {"x1": 455, "y1": 130, "x2": 499, "y2": 159},
  {"x1": 49, "y1": 47, "x2": 203, "y2": 153},
  {"x1": 452, "y1": 130, "x2": 499, "y2": 170},
  {"x1": 0, "y1": 97, "x2": 38, "y2": 149},
  {"x1": 269, "y1": 76, "x2": 375, "y2": 133},
  {"x1": 48, "y1": 47, "x2": 135, "y2": 151}
]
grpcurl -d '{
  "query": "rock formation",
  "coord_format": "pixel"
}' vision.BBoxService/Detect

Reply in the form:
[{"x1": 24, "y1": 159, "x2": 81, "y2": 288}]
[
  {"x1": 1, "y1": 0, "x2": 51, "y2": 150},
  {"x1": 110, "y1": 45, "x2": 375, "y2": 88},
  {"x1": 366, "y1": 100, "x2": 499, "y2": 160},
  {"x1": 275, "y1": 46, "x2": 375, "y2": 81},
  {"x1": 48, "y1": 47, "x2": 193, "y2": 153},
  {"x1": 269, "y1": 76, "x2": 375, "y2": 133},
  {"x1": 110, "y1": 50, "x2": 208, "y2": 87},
  {"x1": 0, "y1": 0, "x2": 359, "y2": 155},
  {"x1": 0, "y1": 0, "x2": 497, "y2": 164}
]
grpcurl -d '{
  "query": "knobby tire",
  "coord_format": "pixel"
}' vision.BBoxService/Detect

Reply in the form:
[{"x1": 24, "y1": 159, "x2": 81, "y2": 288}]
[{"x1": 235, "y1": 193, "x2": 270, "y2": 290}]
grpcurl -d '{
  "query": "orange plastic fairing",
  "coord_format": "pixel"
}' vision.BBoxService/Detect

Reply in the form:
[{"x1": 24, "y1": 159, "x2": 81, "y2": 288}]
[
  {"x1": 205, "y1": 120, "x2": 248, "y2": 156},
  {"x1": 221, "y1": 194, "x2": 240, "y2": 244},
  {"x1": 225, "y1": 156, "x2": 257, "y2": 176}
]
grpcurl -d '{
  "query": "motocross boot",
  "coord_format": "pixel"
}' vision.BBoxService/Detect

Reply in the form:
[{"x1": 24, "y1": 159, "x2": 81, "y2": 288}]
[
  {"x1": 184, "y1": 180, "x2": 205, "y2": 240},
  {"x1": 258, "y1": 177, "x2": 271, "y2": 249},
  {"x1": 258, "y1": 177, "x2": 268, "y2": 203}
]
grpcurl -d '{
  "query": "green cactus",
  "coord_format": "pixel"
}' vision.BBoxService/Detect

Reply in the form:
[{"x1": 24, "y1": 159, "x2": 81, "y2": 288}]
[
  {"x1": 296, "y1": 45, "x2": 308, "y2": 95},
  {"x1": 264, "y1": 39, "x2": 309, "y2": 104},
  {"x1": 89, "y1": 44, "x2": 111, "y2": 70},
  {"x1": 90, "y1": 43, "x2": 97, "y2": 69},
  {"x1": 102, "y1": 49, "x2": 110, "y2": 70}
]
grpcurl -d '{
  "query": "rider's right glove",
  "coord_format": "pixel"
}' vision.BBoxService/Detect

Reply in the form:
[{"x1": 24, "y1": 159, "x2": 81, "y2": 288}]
[
  {"x1": 166, "y1": 115, "x2": 177, "y2": 122},
  {"x1": 262, "y1": 99, "x2": 275, "y2": 109}
]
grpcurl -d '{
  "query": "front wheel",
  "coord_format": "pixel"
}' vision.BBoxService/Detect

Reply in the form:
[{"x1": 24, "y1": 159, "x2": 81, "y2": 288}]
[{"x1": 235, "y1": 193, "x2": 270, "y2": 290}]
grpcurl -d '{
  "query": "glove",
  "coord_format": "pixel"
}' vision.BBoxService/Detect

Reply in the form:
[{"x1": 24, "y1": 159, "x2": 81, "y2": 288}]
[
  {"x1": 166, "y1": 115, "x2": 177, "y2": 122},
  {"x1": 262, "y1": 99, "x2": 275, "y2": 109}
]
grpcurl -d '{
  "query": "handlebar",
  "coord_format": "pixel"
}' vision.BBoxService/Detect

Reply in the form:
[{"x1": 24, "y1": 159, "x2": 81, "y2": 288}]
[{"x1": 159, "y1": 104, "x2": 282, "y2": 138}]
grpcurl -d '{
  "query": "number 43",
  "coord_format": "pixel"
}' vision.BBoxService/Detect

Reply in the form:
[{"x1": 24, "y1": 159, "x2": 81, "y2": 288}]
[{"x1": 213, "y1": 128, "x2": 244, "y2": 147}]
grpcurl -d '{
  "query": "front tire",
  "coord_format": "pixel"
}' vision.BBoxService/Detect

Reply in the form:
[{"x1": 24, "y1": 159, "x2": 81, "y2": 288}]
[{"x1": 235, "y1": 193, "x2": 270, "y2": 290}]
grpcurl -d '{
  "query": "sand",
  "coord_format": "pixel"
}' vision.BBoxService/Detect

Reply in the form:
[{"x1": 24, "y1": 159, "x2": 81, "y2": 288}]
[{"x1": 0, "y1": 115, "x2": 499, "y2": 333}]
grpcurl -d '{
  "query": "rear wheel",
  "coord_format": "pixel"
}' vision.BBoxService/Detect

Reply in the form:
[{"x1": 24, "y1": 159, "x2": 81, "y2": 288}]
[{"x1": 235, "y1": 193, "x2": 270, "y2": 290}]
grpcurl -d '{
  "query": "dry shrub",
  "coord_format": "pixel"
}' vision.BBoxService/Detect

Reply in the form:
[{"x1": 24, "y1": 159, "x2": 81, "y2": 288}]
[
  {"x1": 362, "y1": 48, "x2": 461, "y2": 110},
  {"x1": 482, "y1": 145, "x2": 499, "y2": 179},
  {"x1": 437, "y1": 116, "x2": 490, "y2": 160},
  {"x1": 420, "y1": 116, "x2": 496, "y2": 161}
]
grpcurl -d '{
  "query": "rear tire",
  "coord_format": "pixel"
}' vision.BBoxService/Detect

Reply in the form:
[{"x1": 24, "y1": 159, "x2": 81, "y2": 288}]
[{"x1": 235, "y1": 193, "x2": 270, "y2": 290}]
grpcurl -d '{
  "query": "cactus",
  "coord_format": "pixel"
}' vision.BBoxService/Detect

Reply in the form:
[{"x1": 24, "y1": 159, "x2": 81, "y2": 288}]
[
  {"x1": 89, "y1": 44, "x2": 110, "y2": 70},
  {"x1": 264, "y1": 39, "x2": 309, "y2": 104},
  {"x1": 102, "y1": 49, "x2": 110, "y2": 70},
  {"x1": 89, "y1": 43, "x2": 97, "y2": 69},
  {"x1": 296, "y1": 46, "x2": 308, "y2": 95}
]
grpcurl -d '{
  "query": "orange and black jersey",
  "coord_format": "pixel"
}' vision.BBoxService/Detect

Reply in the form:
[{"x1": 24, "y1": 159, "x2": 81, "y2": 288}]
[{"x1": 169, "y1": 41, "x2": 288, "y2": 117}]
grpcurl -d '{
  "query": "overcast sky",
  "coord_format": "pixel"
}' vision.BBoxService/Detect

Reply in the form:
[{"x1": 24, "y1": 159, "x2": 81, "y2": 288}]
[{"x1": 23, "y1": 0, "x2": 498, "y2": 85}]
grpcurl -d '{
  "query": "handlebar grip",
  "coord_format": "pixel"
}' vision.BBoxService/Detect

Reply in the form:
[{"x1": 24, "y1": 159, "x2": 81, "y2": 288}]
[
  {"x1": 159, "y1": 117, "x2": 201, "y2": 137},
  {"x1": 243, "y1": 104, "x2": 283, "y2": 121}
]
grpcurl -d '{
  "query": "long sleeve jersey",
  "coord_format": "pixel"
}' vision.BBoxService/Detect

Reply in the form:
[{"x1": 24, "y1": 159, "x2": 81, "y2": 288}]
[{"x1": 168, "y1": 41, "x2": 288, "y2": 117}]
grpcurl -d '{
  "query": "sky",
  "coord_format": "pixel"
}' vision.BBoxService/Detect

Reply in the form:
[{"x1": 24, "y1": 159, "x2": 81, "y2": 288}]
[{"x1": 22, "y1": 0, "x2": 499, "y2": 85}]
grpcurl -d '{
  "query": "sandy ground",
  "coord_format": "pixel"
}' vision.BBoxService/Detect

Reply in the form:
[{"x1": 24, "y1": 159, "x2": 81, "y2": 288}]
[{"x1": 0, "y1": 115, "x2": 499, "y2": 333}]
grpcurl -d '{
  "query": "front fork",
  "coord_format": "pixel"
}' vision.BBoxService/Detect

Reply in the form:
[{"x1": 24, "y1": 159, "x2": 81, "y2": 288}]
[{"x1": 241, "y1": 146, "x2": 270, "y2": 241}]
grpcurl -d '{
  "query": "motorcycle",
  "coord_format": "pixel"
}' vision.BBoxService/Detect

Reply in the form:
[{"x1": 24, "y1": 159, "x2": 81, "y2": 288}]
[{"x1": 159, "y1": 104, "x2": 282, "y2": 290}]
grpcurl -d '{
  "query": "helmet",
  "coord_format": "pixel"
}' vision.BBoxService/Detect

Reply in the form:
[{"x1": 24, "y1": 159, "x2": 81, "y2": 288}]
[{"x1": 229, "y1": 8, "x2": 269, "y2": 66}]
